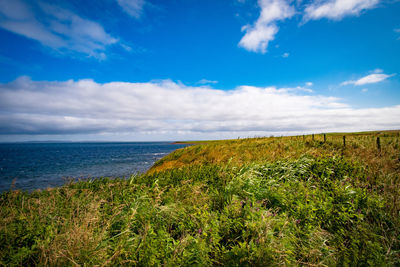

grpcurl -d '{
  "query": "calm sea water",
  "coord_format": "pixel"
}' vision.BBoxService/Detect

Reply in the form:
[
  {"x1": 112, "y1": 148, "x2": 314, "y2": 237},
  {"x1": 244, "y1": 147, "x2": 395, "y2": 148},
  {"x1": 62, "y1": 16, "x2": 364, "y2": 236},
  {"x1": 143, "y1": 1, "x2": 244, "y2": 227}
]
[{"x1": 0, "y1": 142, "x2": 187, "y2": 192}]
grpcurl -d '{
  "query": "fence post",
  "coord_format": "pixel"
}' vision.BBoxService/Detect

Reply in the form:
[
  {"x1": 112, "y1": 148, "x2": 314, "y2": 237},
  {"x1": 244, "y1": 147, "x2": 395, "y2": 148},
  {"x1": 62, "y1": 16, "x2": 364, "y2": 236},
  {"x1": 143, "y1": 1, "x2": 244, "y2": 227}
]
[
  {"x1": 377, "y1": 137, "x2": 381, "y2": 152},
  {"x1": 312, "y1": 134, "x2": 314, "y2": 141},
  {"x1": 343, "y1": 136, "x2": 346, "y2": 147}
]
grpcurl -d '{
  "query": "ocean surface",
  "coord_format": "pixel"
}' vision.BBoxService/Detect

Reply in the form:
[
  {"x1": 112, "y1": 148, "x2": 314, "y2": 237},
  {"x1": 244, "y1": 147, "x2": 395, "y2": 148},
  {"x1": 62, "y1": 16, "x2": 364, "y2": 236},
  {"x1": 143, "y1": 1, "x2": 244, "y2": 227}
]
[{"x1": 0, "y1": 142, "x2": 188, "y2": 192}]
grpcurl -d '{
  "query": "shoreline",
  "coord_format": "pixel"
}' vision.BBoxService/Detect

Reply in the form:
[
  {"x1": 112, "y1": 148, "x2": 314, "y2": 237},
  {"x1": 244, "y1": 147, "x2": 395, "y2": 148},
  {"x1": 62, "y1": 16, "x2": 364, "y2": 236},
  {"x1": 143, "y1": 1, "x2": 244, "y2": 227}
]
[{"x1": 1, "y1": 130, "x2": 399, "y2": 265}]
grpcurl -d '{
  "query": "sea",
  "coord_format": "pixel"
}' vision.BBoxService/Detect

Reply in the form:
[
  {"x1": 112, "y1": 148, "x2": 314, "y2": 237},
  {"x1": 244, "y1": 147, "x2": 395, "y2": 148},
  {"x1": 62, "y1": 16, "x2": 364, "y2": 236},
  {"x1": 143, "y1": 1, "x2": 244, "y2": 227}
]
[{"x1": 0, "y1": 142, "x2": 188, "y2": 192}]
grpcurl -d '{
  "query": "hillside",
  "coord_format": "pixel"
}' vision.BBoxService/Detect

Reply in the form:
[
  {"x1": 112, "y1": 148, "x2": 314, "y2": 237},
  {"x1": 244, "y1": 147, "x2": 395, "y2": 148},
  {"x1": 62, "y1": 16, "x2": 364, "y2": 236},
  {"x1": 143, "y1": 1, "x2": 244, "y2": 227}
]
[{"x1": 1, "y1": 131, "x2": 399, "y2": 265}]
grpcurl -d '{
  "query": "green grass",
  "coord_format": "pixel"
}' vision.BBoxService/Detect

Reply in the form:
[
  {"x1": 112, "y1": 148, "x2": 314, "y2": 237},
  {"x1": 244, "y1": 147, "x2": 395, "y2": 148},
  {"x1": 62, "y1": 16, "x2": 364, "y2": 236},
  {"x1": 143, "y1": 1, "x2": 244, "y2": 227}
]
[{"x1": 1, "y1": 131, "x2": 400, "y2": 265}]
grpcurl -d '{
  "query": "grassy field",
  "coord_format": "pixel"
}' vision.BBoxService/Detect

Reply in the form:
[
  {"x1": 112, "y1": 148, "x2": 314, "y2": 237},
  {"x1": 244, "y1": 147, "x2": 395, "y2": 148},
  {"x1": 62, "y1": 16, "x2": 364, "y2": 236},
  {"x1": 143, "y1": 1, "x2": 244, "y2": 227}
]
[{"x1": 1, "y1": 131, "x2": 399, "y2": 265}]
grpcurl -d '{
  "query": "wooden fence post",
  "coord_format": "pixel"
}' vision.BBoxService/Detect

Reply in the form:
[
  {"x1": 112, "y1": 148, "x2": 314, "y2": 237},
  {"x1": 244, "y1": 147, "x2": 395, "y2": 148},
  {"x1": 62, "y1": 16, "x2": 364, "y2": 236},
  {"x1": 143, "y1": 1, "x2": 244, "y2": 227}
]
[
  {"x1": 377, "y1": 137, "x2": 381, "y2": 152},
  {"x1": 312, "y1": 134, "x2": 314, "y2": 141},
  {"x1": 343, "y1": 136, "x2": 346, "y2": 147}
]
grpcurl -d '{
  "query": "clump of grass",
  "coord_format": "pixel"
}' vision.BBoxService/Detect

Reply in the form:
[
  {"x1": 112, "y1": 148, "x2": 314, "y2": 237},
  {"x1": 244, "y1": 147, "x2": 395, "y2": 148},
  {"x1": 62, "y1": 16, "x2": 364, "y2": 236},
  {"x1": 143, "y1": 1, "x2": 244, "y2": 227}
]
[{"x1": 1, "y1": 130, "x2": 399, "y2": 265}]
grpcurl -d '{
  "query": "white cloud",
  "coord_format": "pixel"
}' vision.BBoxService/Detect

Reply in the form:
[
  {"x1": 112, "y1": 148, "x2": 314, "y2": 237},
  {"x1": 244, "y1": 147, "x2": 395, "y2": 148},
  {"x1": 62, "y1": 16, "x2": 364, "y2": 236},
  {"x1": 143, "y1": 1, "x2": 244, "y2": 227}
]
[
  {"x1": 280, "y1": 86, "x2": 313, "y2": 93},
  {"x1": 341, "y1": 72, "x2": 395, "y2": 86},
  {"x1": 305, "y1": 82, "x2": 313, "y2": 86},
  {"x1": 304, "y1": 0, "x2": 380, "y2": 21},
  {"x1": 0, "y1": 77, "x2": 399, "y2": 139},
  {"x1": 371, "y1": 68, "x2": 383, "y2": 73},
  {"x1": 117, "y1": 0, "x2": 145, "y2": 18},
  {"x1": 197, "y1": 79, "x2": 218, "y2": 85},
  {"x1": 238, "y1": 0, "x2": 385, "y2": 51},
  {"x1": 0, "y1": 0, "x2": 117, "y2": 59},
  {"x1": 282, "y1": 52, "x2": 290, "y2": 58},
  {"x1": 120, "y1": 43, "x2": 133, "y2": 52},
  {"x1": 361, "y1": 88, "x2": 368, "y2": 92},
  {"x1": 239, "y1": 0, "x2": 295, "y2": 53}
]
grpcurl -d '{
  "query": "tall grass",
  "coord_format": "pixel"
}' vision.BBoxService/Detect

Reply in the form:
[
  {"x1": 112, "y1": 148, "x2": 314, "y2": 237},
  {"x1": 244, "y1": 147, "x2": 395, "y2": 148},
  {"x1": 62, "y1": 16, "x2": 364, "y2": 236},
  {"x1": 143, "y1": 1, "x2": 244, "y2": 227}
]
[{"x1": 1, "y1": 130, "x2": 399, "y2": 265}]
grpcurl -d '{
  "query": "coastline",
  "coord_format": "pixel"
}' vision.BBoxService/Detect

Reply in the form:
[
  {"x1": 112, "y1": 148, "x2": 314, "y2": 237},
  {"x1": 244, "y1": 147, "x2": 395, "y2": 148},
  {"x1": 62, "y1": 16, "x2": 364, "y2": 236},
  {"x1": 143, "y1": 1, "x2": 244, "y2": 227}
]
[{"x1": 1, "y1": 130, "x2": 399, "y2": 265}]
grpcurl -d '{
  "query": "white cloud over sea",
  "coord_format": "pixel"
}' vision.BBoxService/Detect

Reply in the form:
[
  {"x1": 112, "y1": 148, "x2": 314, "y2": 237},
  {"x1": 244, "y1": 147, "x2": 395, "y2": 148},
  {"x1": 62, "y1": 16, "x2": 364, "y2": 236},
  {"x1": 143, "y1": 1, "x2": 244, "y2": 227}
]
[{"x1": 0, "y1": 77, "x2": 399, "y2": 141}]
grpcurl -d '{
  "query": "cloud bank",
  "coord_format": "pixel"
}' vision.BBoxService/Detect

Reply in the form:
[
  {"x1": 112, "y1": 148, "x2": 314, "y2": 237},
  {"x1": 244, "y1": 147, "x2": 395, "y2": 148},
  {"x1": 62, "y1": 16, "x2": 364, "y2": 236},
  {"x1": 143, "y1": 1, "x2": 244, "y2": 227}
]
[{"x1": 0, "y1": 77, "x2": 399, "y2": 139}]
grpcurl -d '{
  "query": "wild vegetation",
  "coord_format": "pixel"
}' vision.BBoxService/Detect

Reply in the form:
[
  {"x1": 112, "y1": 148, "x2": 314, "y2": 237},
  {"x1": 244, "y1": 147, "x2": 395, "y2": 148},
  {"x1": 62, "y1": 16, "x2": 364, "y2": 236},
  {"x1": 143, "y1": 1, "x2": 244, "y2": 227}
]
[{"x1": 1, "y1": 131, "x2": 399, "y2": 265}]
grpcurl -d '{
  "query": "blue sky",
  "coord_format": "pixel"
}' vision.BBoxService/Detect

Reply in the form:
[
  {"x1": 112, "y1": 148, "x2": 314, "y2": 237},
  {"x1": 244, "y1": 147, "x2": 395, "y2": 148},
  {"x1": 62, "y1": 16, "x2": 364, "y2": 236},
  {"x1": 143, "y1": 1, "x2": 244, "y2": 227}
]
[{"x1": 0, "y1": 0, "x2": 399, "y2": 141}]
